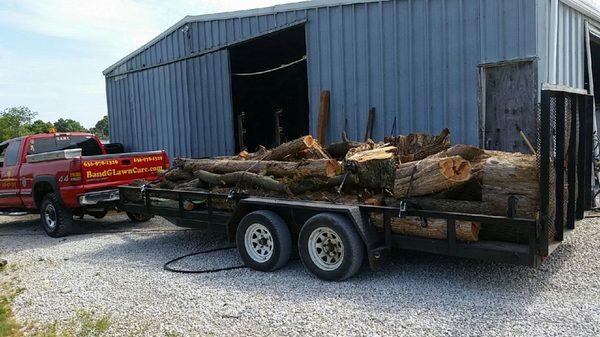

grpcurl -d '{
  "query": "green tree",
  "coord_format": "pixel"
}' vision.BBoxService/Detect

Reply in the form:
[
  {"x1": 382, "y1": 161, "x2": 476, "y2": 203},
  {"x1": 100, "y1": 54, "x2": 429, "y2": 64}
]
[
  {"x1": 0, "y1": 106, "x2": 37, "y2": 141},
  {"x1": 89, "y1": 115, "x2": 109, "y2": 139},
  {"x1": 53, "y1": 118, "x2": 88, "y2": 133},
  {"x1": 28, "y1": 119, "x2": 55, "y2": 134}
]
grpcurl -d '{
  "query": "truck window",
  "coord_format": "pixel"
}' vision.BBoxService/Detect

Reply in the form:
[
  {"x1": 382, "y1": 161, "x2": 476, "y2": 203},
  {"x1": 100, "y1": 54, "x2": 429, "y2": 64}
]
[
  {"x1": 28, "y1": 136, "x2": 102, "y2": 156},
  {"x1": 0, "y1": 144, "x2": 7, "y2": 167},
  {"x1": 4, "y1": 141, "x2": 22, "y2": 166}
]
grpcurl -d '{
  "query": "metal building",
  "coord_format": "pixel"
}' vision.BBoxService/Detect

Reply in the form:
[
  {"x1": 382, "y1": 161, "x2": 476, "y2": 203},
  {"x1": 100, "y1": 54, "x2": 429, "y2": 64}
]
[{"x1": 103, "y1": 0, "x2": 600, "y2": 158}]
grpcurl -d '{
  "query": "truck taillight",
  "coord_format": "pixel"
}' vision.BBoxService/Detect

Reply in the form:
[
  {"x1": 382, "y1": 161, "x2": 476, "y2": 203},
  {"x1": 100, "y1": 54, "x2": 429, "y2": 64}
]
[
  {"x1": 163, "y1": 151, "x2": 170, "y2": 169},
  {"x1": 68, "y1": 159, "x2": 82, "y2": 184}
]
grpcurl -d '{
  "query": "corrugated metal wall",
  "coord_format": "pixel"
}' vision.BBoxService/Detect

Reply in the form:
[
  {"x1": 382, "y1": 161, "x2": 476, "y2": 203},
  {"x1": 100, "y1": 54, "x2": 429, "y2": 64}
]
[
  {"x1": 537, "y1": 0, "x2": 587, "y2": 90},
  {"x1": 106, "y1": 0, "x2": 539, "y2": 157}
]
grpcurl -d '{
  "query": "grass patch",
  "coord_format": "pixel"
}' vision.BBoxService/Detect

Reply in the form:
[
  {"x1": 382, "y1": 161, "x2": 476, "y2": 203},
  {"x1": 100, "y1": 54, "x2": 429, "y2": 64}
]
[
  {"x1": 1, "y1": 264, "x2": 110, "y2": 337},
  {"x1": 29, "y1": 310, "x2": 111, "y2": 337},
  {"x1": 0, "y1": 264, "x2": 22, "y2": 337}
]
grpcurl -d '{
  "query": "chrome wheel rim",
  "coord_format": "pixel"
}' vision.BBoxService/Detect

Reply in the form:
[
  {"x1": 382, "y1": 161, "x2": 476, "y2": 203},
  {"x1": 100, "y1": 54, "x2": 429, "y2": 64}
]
[
  {"x1": 244, "y1": 223, "x2": 274, "y2": 263},
  {"x1": 44, "y1": 204, "x2": 57, "y2": 230},
  {"x1": 308, "y1": 227, "x2": 344, "y2": 271}
]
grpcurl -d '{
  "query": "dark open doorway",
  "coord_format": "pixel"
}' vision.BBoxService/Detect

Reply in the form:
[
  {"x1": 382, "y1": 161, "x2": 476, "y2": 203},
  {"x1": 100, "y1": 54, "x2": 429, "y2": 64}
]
[{"x1": 229, "y1": 25, "x2": 309, "y2": 152}]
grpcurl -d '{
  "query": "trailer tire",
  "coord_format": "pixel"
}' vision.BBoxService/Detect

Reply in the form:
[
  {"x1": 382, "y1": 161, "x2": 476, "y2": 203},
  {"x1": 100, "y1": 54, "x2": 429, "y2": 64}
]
[
  {"x1": 236, "y1": 210, "x2": 292, "y2": 272},
  {"x1": 298, "y1": 213, "x2": 365, "y2": 281},
  {"x1": 126, "y1": 212, "x2": 153, "y2": 222},
  {"x1": 40, "y1": 193, "x2": 73, "y2": 238}
]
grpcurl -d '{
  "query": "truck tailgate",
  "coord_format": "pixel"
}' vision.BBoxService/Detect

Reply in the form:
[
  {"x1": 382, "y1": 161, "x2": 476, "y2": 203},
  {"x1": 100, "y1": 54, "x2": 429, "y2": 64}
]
[{"x1": 81, "y1": 151, "x2": 166, "y2": 187}]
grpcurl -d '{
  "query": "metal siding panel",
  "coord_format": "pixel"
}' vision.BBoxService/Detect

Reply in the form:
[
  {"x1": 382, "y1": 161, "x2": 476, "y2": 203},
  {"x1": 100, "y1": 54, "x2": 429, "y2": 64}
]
[
  {"x1": 540, "y1": 0, "x2": 586, "y2": 90},
  {"x1": 108, "y1": 0, "x2": 544, "y2": 154}
]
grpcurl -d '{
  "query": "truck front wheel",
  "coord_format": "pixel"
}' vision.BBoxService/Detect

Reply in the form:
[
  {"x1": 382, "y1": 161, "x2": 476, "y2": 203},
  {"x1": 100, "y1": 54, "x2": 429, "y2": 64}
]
[
  {"x1": 298, "y1": 213, "x2": 365, "y2": 281},
  {"x1": 40, "y1": 193, "x2": 73, "y2": 238}
]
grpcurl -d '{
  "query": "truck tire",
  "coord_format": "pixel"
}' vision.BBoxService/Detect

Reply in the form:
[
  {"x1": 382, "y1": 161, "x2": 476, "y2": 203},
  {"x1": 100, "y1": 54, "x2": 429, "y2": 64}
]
[
  {"x1": 126, "y1": 212, "x2": 153, "y2": 222},
  {"x1": 40, "y1": 193, "x2": 73, "y2": 238},
  {"x1": 298, "y1": 213, "x2": 365, "y2": 281},
  {"x1": 236, "y1": 210, "x2": 292, "y2": 272}
]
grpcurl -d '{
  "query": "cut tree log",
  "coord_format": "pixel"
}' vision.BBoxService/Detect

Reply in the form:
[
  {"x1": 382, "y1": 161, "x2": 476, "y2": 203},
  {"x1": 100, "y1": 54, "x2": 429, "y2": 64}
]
[
  {"x1": 387, "y1": 128, "x2": 451, "y2": 162},
  {"x1": 345, "y1": 139, "x2": 376, "y2": 159},
  {"x1": 239, "y1": 146, "x2": 268, "y2": 160},
  {"x1": 164, "y1": 168, "x2": 194, "y2": 182},
  {"x1": 261, "y1": 135, "x2": 315, "y2": 161},
  {"x1": 431, "y1": 144, "x2": 486, "y2": 161},
  {"x1": 371, "y1": 214, "x2": 480, "y2": 242},
  {"x1": 194, "y1": 170, "x2": 288, "y2": 194},
  {"x1": 346, "y1": 146, "x2": 397, "y2": 162},
  {"x1": 177, "y1": 158, "x2": 342, "y2": 178},
  {"x1": 325, "y1": 132, "x2": 365, "y2": 159},
  {"x1": 480, "y1": 153, "x2": 539, "y2": 219},
  {"x1": 393, "y1": 156, "x2": 471, "y2": 198},
  {"x1": 345, "y1": 146, "x2": 397, "y2": 189}
]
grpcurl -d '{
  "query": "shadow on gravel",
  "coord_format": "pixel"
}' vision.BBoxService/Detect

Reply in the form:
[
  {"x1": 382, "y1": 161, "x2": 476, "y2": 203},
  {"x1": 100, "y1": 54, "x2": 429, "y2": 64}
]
[{"x1": 0, "y1": 214, "x2": 167, "y2": 252}]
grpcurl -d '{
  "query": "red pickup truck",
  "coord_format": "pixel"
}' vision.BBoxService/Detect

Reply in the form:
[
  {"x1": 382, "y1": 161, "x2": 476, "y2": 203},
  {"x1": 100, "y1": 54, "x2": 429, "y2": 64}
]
[{"x1": 0, "y1": 132, "x2": 169, "y2": 237}]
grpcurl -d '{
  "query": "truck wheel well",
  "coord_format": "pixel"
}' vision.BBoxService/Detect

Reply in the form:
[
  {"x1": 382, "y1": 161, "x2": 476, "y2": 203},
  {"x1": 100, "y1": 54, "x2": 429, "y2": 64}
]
[{"x1": 33, "y1": 182, "x2": 55, "y2": 209}]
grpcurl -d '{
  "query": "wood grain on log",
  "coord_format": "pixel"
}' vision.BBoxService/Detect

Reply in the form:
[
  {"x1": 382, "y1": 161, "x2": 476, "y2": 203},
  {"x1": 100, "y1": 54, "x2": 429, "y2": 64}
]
[
  {"x1": 194, "y1": 170, "x2": 288, "y2": 193},
  {"x1": 371, "y1": 214, "x2": 479, "y2": 242},
  {"x1": 393, "y1": 156, "x2": 471, "y2": 198},
  {"x1": 164, "y1": 168, "x2": 194, "y2": 182}
]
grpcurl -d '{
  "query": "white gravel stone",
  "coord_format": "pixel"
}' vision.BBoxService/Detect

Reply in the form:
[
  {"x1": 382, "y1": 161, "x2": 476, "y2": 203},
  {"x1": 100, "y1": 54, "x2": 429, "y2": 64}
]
[{"x1": 1, "y1": 213, "x2": 600, "y2": 336}]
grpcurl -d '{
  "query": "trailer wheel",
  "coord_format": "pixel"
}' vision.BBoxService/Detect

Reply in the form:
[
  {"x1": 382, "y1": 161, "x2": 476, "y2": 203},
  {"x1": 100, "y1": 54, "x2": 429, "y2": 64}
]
[
  {"x1": 126, "y1": 212, "x2": 153, "y2": 222},
  {"x1": 40, "y1": 193, "x2": 73, "y2": 238},
  {"x1": 236, "y1": 210, "x2": 291, "y2": 272},
  {"x1": 298, "y1": 213, "x2": 365, "y2": 281}
]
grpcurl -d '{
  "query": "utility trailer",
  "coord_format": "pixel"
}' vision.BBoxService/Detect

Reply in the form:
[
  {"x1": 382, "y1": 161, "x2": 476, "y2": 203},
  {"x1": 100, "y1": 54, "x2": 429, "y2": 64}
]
[
  {"x1": 118, "y1": 185, "x2": 545, "y2": 281},
  {"x1": 117, "y1": 88, "x2": 593, "y2": 281}
]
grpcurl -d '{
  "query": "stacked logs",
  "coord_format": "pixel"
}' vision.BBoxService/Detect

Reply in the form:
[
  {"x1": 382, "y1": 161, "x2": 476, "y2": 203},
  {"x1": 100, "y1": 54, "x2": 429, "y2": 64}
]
[{"x1": 134, "y1": 130, "x2": 539, "y2": 244}]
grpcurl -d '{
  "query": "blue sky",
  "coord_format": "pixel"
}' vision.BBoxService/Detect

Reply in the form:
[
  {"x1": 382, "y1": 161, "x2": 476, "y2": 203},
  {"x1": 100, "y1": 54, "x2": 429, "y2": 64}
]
[{"x1": 0, "y1": 0, "x2": 294, "y2": 128}]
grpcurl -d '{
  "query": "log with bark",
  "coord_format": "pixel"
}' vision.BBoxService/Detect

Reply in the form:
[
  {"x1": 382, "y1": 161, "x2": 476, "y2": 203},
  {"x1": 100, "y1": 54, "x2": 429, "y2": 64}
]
[
  {"x1": 164, "y1": 168, "x2": 194, "y2": 182},
  {"x1": 325, "y1": 132, "x2": 365, "y2": 159},
  {"x1": 393, "y1": 156, "x2": 471, "y2": 198},
  {"x1": 345, "y1": 146, "x2": 397, "y2": 189},
  {"x1": 177, "y1": 158, "x2": 342, "y2": 179},
  {"x1": 386, "y1": 128, "x2": 451, "y2": 162},
  {"x1": 194, "y1": 170, "x2": 289, "y2": 194},
  {"x1": 480, "y1": 153, "x2": 539, "y2": 219},
  {"x1": 370, "y1": 214, "x2": 480, "y2": 242}
]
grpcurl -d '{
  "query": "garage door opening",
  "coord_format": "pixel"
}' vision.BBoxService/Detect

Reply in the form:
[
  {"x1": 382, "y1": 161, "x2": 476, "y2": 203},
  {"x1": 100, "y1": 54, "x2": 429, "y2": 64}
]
[{"x1": 229, "y1": 25, "x2": 309, "y2": 152}]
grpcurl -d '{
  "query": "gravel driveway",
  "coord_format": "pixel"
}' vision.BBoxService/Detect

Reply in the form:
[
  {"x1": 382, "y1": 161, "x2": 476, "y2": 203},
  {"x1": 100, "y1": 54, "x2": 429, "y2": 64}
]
[{"x1": 1, "y1": 213, "x2": 599, "y2": 336}]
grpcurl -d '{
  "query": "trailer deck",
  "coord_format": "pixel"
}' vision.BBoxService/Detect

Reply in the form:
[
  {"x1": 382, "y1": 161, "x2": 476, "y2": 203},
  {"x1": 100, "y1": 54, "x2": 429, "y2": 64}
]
[{"x1": 118, "y1": 185, "x2": 544, "y2": 276}]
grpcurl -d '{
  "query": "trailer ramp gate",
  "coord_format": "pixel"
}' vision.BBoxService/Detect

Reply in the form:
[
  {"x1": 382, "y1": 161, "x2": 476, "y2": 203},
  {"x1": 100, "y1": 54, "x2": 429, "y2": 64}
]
[{"x1": 539, "y1": 90, "x2": 593, "y2": 256}]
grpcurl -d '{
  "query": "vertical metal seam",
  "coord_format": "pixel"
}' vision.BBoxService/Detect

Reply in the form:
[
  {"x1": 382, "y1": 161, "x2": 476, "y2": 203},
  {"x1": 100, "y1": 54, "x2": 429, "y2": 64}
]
[
  {"x1": 365, "y1": 2, "x2": 371, "y2": 136},
  {"x1": 352, "y1": 4, "x2": 359, "y2": 138},
  {"x1": 328, "y1": 5, "x2": 334, "y2": 141},
  {"x1": 339, "y1": 4, "x2": 346, "y2": 141},
  {"x1": 393, "y1": 0, "x2": 400, "y2": 135},
  {"x1": 425, "y1": 0, "x2": 431, "y2": 132},
  {"x1": 442, "y1": 0, "x2": 448, "y2": 130},
  {"x1": 408, "y1": 0, "x2": 414, "y2": 130},
  {"x1": 379, "y1": 1, "x2": 385, "y2": 138},
  {"x1": 460, "y1": 0, "x2": 467, "y2": 141}
]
